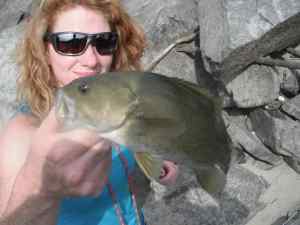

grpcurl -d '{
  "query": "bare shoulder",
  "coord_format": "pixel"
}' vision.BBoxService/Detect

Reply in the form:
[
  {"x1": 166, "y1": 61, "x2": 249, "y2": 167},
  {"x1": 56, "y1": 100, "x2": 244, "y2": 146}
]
[{"x1": 1, "y1": 114, "x2": 38, "y2": 135}]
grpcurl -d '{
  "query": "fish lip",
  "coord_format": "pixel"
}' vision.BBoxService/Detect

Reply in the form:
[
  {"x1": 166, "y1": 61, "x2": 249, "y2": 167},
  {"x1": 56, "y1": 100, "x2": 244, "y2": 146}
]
[{"x1": 55, "y1": 89, "x2": 98, "y2": 131}]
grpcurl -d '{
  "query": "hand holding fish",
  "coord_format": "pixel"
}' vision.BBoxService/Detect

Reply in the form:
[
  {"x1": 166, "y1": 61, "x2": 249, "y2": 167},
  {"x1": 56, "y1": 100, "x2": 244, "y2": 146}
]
[
  {"x1": 26, "y1": 108, "x2": 112, "y2": 198},
  {"x1": 159, "y1": 161, "x2": 178, "y2": 186}
]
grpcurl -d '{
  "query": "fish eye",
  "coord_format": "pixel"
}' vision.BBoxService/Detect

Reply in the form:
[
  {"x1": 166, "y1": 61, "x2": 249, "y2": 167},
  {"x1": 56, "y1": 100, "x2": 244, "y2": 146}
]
[{"x1": 78, "y1": 81, "x2": 89, "y2": 94}]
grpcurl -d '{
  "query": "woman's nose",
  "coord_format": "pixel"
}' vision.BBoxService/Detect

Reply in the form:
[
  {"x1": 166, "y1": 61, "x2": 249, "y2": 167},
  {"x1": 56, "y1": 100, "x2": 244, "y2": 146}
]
[{"x1": 78, "y1": 45, "x2": 99, "y2": 67}]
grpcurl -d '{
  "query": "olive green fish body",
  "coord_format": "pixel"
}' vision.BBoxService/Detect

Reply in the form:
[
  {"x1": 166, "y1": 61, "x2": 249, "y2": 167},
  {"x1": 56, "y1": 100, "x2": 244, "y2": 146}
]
[{"x1": 55, "y1": 71, "x2": 231, "y2": 195}]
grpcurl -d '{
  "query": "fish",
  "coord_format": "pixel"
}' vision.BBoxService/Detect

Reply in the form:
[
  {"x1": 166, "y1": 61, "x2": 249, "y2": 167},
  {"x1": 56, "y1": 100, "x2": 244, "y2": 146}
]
[{"x1": 55, "y1": 71, "x2": 232, "y2": 195}]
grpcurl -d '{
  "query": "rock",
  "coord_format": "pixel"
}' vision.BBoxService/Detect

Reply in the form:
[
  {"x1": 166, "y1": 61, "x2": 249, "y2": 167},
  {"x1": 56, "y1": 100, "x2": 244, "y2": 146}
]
[
  {"x1": 223, "y1": 110, "x2": 282, "y2": 168},
  {"x1": 225, "y1": 0, "x2": 300, "y2": 49},
  {"x1": 150, "y1": 49, "x2": 197, "y2": 83},
  {"x1": 222, "y1": 0, "x2": 299, "y2": 109},
  {"x1": 143, "y1": 166, "x2": 229, "y2": 225},
  {"x1": 281, "y1": 94, "x2": 300, "y2": 120},
  {"x1": 123, "y1": 0, "x2": 199, "y2": 83},
  {"x1": 123, "y1": 0, "x2": 198, "y2": 49},
  {"x1": 0, "y1": 24, "x2": 25, "y2": 127},
  {"x1": 243, "y1": 163, "x2": 300, "y2": 225},
  {"x1": 272, "y1": 0, "x2": 300, "y2": 21},
  {"x1": 143, "y1": 163, "x2": 269, "y2": 225},
  {"x1": 0, "y1": 0, "x2": 32, "y2": 32},
  {"x1": 198, "y1": 0, "x2": 230, "y2": 66},
  {"x1": 226, "y1": 65, "x2": 280, "y2": 108},
  {"x1": 249, "y1": 108, "x2": 300, "y2": 172},
  {"x1": 220, "y1": 163, "x2": 269, "y2": 225},
  {"x1": 283, "y1": 210, "x2": 300, "y2": 225},
  {"x1": 278, "y1": 67, "x2": 299, "y2": 96}
]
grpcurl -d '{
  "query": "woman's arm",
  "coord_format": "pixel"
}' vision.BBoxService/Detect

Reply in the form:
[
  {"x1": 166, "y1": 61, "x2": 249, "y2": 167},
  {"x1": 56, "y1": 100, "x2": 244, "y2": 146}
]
[
  {"x1": 0, "y1": 109, "x2": 112, "y2": 225},
  {"x1": 1, "y1": 171, "x2": 60, "y2": 225},
  {"x1": 0, "y1": 115, "x2": 60, "y2": 225}
]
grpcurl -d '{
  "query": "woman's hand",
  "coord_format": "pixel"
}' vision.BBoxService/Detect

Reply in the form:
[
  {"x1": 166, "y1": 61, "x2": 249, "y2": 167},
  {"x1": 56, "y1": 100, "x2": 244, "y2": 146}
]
[
  {"x1": 25, "y1": 108, "x2": 112, "y2": 198},
  {"x1": 159, "y1": 160, "x2": 178, "y2": 186}
]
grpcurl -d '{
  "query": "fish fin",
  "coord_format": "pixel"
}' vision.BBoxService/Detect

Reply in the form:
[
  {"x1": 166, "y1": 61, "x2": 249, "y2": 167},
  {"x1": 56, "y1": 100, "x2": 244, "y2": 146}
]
[
  {"x1": 194, "y1": 164, "x2": 226, "y2": 196},
  {"x1": 168, "y1": 77, "x2": 224, "y2": 109},
  {"x1": 134, "y1": 152, "x2": 164, "y2": 182},
  {"x1": 169, "y1": 77, "x2": 213, "y2": 99}
]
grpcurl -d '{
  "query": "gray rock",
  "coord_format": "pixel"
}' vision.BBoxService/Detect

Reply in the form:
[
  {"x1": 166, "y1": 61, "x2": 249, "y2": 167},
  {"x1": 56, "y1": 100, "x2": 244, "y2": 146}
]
[
  {"x1": 249, "y1": 108, "x2": 300, "y2": 162},
  {"x1": 223, "y1": 110, "x2": 282, "y2": 168},
  {"x1": 150, "y1": 50, "x2": 197, "y2": 83},
  {"x1": 143, "y1": 163, "x2": 269, "y2": 225},
  {"x1": 123, "y1": 0, "x2": 199, "y2": 83},
  {"x1": 0, "y1": 0, "x2": 32, "y2": 32},
  {"x1": 198, "y1": 0, "x2": 230, "y2": 66},
  {"x1": 226, "y1": 65, "x2": 280, "y2": 108},
  {"x1": 278, "y1": 67, "x2": 299, "y2": 96},
  {"x1": 143, "y1": 166, "x2": 229, "y2": 225},
  {"x1": 243, "y1": 163, "x2": 300, "y2": 225},
  {"x1": 282, "y1": 210, "x2": 300, "y2": 225},
  {"x1": 281, "y1": 94, "x2": 300, "y2": 120},
  {"x1": 225, "y1": 0, "x2": 274, "y2": 49},
  {"x1": 0, "y1": 24, "x2": 25, "y2": 127},
  {"x1": 225, "y1": 0, "x2": 300, "y2": 50},
  {"x1": 273, "y1": 0, "x2": 300, "y2": 21},
  {"x1": 123, "y1": 0, "x2": 198, "y2": 49},
  {"x1": 220, "y1": 164, "x2": 268, "y2": 225},
  {"x1": 222, "y1": 0, "x2": 299, "y2": 109}
]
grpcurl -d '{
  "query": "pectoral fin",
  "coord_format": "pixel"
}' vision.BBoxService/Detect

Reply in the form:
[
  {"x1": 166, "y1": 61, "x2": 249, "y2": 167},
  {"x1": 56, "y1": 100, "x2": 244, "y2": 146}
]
[
  {"x1": 134, "y1": 152, "x2": 164, "y2": 182},
  {"x1": 194, "y1": 164, "x2": 227, "y2": 196}
]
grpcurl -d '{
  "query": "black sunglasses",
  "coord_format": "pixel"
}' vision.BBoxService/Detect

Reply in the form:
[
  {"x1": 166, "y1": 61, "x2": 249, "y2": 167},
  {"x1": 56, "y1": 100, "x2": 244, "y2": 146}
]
[{"x1": 44, "y1": 32, "x2": 118, "y2": 56}]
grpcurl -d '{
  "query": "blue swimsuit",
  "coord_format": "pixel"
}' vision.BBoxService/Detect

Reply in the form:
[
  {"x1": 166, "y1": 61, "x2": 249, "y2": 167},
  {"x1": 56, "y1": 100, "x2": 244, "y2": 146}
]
[
  {"x1": 16, "y1": 104, "x2": 146, "y2": 225},
  {"x1": 57, "y1": 145, "x2": 146, "y2": 225}
]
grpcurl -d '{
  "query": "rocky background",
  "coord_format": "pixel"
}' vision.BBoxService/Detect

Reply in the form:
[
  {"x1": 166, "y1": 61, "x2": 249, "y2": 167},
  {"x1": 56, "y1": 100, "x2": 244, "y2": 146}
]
[{"x1": 1, "y1": 0, "x2": 300, "y2": 225}]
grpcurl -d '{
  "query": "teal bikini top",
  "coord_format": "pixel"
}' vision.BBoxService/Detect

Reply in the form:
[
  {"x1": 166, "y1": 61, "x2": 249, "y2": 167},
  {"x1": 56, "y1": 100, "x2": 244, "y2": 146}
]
[
  {"x1": 15, "y1": 103, "x2": 146, "y2": 225},
  {"x1": 57, "y1": 144, "x2": 146, "y2": 225}
]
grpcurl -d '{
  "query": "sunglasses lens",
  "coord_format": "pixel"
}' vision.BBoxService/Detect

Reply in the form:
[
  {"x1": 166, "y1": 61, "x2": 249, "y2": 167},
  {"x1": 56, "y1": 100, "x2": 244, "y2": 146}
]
[
  {"x1": 55, "y1": 33, "x2": 87, "y2": 55},
  {"x1": 48, "y1": 32, "x2": 118, "y2": 55},
  {"x1": 94, "y1": 32, "x2": 118, "y2": 55}
]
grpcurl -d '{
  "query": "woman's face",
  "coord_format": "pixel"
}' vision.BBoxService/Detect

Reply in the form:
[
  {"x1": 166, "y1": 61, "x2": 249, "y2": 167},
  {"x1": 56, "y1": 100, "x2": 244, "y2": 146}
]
[{"x1": 47, "y1": 6, "x2": 114, "y2": 87}]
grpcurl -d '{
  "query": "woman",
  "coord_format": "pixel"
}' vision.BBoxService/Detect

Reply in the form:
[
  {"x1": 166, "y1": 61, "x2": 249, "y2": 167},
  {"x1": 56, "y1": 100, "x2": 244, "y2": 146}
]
[{"x1": 0, "y1": 0, "x2": 177, "y2": 225}]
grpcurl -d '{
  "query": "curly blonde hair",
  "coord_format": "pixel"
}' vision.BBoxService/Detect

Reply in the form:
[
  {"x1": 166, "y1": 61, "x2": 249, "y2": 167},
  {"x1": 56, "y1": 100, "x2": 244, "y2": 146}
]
[{"x1": 17, "y1": 0, "x2": 146, "y2": 119}]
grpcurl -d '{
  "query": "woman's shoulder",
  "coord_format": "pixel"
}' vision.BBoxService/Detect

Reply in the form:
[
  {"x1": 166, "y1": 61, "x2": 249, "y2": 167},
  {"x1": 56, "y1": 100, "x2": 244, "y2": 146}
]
[
  {"x1": 0, "y1": 114, "x2": 39, "y2": 150},
  {"x1": 3, "y1": 114, "x2": 38, "y2": 134}
]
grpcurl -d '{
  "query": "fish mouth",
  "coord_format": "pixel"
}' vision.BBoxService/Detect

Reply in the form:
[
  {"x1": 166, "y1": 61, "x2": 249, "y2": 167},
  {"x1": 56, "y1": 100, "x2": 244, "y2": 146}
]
[{"x1": 55, "y1": 89, "x2": 99, "y2": 132}]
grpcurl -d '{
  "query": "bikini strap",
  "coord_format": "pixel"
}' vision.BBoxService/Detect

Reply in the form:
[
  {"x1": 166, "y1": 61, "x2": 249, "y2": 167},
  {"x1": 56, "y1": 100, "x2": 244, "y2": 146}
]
[{"x1": 107, "y1": 143, "x2": 142, "y2": 225}]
